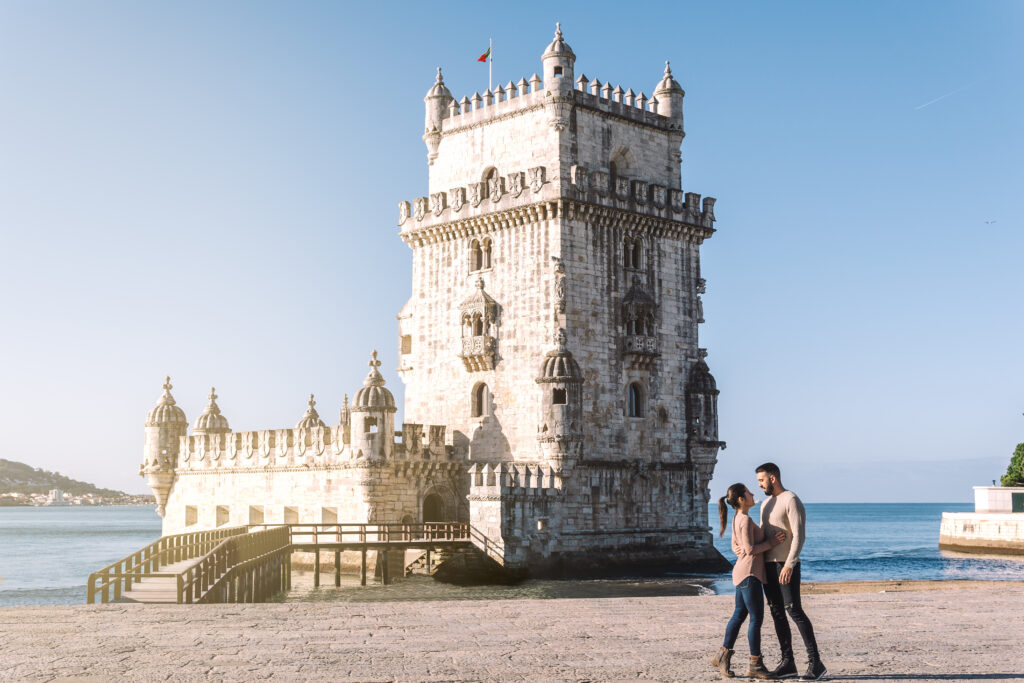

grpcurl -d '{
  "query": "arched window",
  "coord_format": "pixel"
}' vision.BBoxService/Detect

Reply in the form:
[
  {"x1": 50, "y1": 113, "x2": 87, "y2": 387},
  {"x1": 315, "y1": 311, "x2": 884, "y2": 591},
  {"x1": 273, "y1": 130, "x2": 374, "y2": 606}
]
[
  {"x1": 632, "y1": 240, "x2": 643, "y2": 269},
  {"x1": 472, "y1": 383, "x2": 490, "y2": 417},
  {"x1": 482, "y1": 238, "x2": 492, "y2": 269},
  {"x1": 482, "y1": 167, "x2": 497, "y2": 199},
  {"x1": 462, "y1": 314, "x2": 472, "y2": 337},
  {"x1": 470, "y1": 239, "x2": 483, "y2": 271},
  {"x1": 609, "y1": 161, "x2": 618, "y2": 188},
  {"x1": 472, "y1": 313, "x2": 484, "y2": 336},
  {"x1": 627, "y1": 383, "x2": 644, "y2": 418}
]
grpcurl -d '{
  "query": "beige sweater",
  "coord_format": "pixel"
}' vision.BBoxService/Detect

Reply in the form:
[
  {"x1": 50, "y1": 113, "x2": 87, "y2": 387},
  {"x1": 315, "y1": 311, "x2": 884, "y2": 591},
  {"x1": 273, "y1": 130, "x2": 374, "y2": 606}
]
[{"x1": 759, "y1": 490, "x2": 806, "y2": 568}]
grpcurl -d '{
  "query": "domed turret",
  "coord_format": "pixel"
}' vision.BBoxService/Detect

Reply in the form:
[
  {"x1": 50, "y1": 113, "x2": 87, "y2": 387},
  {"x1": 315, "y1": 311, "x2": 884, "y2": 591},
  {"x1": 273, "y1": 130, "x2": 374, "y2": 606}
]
[
  {"x1": 142, "y1": 377, "x2": 188, "y2": 518},
  {"x1": 296, "y1": 394, "x2": 327, "y2": 430},
  {"x1": 423, "y1": 67, "x2": 454, "y2": 165},
  {"x1": 193, "y1": 387, "x2": 231, "y2": 434},
  {"x1": 687, "y1": 356, "x2": 719, "y2": 443},
  {"x1": 146, "y1": 376, "x2": 187, "y2": 427},
  {"x1": 542, "y1": 22, "x2": 575, "y2": 93},
  {"x1": 349, "y1": 351, "x2": 397, "y2": 460},
  {"x1": 537, "y1": 332, "x2": 583, "y2": 382},
  {"x1": 536, "y1": 330, "x2": 584, "y2": 471},
  {"x1": 652, "y1": 60, "x2": 684, "y2": 128},
  {"x1": 353, "y1": 350, "x2": 397, "y2": 411}
]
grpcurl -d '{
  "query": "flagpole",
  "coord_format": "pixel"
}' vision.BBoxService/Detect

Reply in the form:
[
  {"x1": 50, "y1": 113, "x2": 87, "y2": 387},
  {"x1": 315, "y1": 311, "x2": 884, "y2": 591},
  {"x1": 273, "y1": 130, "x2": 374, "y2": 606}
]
[{"x1": 489, "y1": 37, "x2": 493, "y2": 92}]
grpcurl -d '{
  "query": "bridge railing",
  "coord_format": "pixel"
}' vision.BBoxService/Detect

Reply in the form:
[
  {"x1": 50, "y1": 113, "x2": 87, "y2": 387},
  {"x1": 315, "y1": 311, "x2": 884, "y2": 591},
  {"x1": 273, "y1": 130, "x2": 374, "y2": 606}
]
[
  {"x1": 181, "y1": 525, "x2": 292, "y2": 604},
  {"x1": 246, "y1": 522, "x2": 472, "y2": 545},
  {"x1": 467, "y1": 525, "x2": 506, "y2": 567},
  {"x1": 87, "y1": 526, "x2": 249, "y2": 604}
]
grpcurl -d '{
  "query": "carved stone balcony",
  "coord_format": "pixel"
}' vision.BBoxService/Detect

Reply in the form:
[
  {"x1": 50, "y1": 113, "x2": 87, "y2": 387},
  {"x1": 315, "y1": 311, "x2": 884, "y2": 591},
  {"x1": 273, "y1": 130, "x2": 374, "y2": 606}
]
[
  {"x1": 459, "y1": 335, "x2": 497, "y2": 372},
  {"x1": 624, "y1": 334, "x2": 659, "y2": 369},
  {"x1": 625, "y1": 335, "x2": 658, "y2": 355}
]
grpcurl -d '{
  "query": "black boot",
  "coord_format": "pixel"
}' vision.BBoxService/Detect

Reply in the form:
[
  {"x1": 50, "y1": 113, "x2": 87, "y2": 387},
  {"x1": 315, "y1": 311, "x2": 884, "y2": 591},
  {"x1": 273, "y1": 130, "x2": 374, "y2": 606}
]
[
  {"x1": 770, "y1": 655, "x2": 798, "y2": 679},
  {"x1": 801, "y1": 658, "x2": 827, "y2": 681}
]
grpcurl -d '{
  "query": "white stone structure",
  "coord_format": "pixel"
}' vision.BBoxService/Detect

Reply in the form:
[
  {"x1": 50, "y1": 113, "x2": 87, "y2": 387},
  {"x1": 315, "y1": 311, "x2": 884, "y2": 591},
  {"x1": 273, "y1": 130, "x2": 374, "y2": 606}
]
[
  {"x1": 939, "y1": 486, "x2": 1024, "y2": 555},
  {"x1": 141, "y1": 26, "x2": 727, "y2": 576}
]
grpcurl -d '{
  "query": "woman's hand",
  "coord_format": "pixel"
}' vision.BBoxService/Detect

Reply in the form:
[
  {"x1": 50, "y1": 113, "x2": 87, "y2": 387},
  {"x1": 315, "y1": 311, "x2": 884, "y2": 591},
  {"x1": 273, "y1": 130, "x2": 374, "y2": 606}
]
[{"x1": 771, "y1": 531, "x2": 786, "y2": 546}]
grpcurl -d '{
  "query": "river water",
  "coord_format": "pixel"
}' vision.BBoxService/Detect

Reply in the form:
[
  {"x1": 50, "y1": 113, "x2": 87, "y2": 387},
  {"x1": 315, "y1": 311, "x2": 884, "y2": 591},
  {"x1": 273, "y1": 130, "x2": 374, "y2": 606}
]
[{"x1": 1, "y1": 503, "x2": 1020, "y2": 606}]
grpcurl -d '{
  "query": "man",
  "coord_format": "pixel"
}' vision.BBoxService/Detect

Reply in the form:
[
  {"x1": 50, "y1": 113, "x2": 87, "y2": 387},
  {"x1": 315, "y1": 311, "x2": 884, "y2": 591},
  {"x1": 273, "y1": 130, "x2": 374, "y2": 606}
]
[{"x1": 756, "y1": 462, "x2": 827, "y2": 681}]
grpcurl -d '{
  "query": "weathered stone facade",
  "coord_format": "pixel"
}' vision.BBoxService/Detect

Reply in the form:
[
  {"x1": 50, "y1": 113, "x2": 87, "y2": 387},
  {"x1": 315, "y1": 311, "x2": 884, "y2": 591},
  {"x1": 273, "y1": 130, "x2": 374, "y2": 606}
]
[{"x1": 141, "y1": 25, "x2": 727, "y2": 577}]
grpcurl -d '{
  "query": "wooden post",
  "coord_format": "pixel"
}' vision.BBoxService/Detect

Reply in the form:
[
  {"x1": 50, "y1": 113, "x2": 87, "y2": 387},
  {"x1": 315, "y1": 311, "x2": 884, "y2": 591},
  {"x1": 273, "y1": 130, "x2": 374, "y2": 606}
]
[
  {"x1": 360, "y1": 547, "x2": 367, "y2": 586},
  {"x1": 334, "y1": 550, "x2": 341, "y2": 587},
  {"x1": 314, "y1": 551, "x2": 320, "y2": 588},
  {"x1": 426, "y1": 548, "x2": 431, "y2": 574},
  {"x1": 381, "y1": 549, "x2": 390, "y2": 586}
]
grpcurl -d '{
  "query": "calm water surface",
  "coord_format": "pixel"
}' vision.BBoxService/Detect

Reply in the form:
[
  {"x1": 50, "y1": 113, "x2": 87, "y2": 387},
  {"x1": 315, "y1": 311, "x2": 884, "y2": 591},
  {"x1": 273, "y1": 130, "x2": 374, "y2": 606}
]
[{"x1": 1, "y1": 503, "x2": 1021, "y2": 606}]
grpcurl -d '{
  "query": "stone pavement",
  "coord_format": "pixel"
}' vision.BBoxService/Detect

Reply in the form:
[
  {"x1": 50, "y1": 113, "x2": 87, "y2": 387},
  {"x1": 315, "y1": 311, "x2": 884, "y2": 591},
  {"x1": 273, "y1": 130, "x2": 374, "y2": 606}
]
[{"x1": 1, "y1": 585, "x2": 1023, "y2": 681}]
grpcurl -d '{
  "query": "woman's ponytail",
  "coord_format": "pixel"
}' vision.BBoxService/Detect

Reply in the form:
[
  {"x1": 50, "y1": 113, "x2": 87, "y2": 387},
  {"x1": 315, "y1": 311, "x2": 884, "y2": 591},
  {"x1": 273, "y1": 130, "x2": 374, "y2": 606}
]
[
  {"x1": 719, "y1": 483, "x2": 748, "y2": 537},
  {"x1": 718, "y1": 496, "x2": 729, "y2": 537}
]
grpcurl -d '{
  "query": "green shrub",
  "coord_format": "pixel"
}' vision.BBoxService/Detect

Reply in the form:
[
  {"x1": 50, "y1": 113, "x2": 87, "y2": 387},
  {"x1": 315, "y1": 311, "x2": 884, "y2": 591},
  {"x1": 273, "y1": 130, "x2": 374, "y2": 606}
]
[{"x1": 1000, "y1": 443, "x2": 1024, "y2": 486}]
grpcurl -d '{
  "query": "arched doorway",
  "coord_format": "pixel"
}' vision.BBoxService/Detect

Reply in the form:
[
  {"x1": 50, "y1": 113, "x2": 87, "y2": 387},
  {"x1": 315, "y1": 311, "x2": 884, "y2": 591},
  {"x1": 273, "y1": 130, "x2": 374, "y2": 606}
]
[{"x1": 422, "y1": 493, "x2": 445, "y2": 523}]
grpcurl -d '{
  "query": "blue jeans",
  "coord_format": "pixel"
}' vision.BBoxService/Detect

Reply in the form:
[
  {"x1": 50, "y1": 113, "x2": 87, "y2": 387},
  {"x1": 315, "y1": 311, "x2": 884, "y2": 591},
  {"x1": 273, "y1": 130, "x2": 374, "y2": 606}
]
[{"x1": 723, "y1": 575, "x2": 764, "y2": 656}]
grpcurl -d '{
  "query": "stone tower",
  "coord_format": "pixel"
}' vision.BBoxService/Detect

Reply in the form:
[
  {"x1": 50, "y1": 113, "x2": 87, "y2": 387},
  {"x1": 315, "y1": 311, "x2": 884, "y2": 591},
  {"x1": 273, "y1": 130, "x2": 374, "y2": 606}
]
[{"x1": 398, "y1": 26, "x2": 727, "y2": 574}]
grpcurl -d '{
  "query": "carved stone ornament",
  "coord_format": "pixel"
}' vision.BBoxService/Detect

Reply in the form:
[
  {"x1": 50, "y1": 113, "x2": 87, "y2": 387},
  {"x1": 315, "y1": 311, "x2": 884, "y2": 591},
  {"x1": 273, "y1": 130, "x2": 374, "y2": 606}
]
[
  {"x1": 469, "y1": 182, "x2": 483, "y2": 207},
  {"x1": 398, "y1": 200, "x2": 411, "y2": 226},
  {"x1": 414, "y1": 196, "x2": 428, "y2": 221},
  {"x1": 430, "y1": 191, "x2": 447, "y2": 217},
  {"x1": 507, "y1": 171, "x2": 525, "y2": 198},
  {"x1": 488, "y1": 175, "x2": 504, "y2": 203},
  {"x1": 555, "y1": 270, "x2": 566, "y2": 314},
  {"x1": 615, "y1": 176, "x2": 630, "y2": 200},
  {"x1": 592, "y1": 170, "x2": 609, "y2": 196},
  {"x1": 450, "y1": 186, "x2": 466, "y2": 212},
  {"x1": 670, "y1": 189, "x2": 684, "y2": 212},
  {"x1": 632, "y1": 180, "x2": 648, "y2": 205},
  {"x1": 571, "y1": 165, "x2": 589, "y2": 194},
  {"x1": 652, "y1": 185, "x2": 666, "y2": 208},
  {"x1": 528, "y1": 166, "x2": 546, "y2": 193},
  {"x1": 696, "y1": 277, "x2": 707, "y2": 294}
]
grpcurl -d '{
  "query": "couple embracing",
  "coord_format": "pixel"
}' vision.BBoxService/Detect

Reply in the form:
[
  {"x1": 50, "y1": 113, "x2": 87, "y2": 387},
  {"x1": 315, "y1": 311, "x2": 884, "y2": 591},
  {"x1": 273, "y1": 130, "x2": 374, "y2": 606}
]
[{"x1": 710, "y1": 463, "x2": 828, "y2": 680}]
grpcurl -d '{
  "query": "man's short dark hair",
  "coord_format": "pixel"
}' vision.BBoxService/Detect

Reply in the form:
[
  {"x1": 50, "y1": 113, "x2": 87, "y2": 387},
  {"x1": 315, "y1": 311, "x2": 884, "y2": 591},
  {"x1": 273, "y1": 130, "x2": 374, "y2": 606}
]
[{"x1": 756, "y1": 462, "x2": 781, "y2": 479}]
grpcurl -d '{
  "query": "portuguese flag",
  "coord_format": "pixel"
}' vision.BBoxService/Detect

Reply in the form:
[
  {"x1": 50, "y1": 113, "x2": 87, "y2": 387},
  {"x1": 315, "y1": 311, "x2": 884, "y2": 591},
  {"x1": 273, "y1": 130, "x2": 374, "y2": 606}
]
[{"x1": 477, "y1": 47, "x2": 491, "y2": 62}]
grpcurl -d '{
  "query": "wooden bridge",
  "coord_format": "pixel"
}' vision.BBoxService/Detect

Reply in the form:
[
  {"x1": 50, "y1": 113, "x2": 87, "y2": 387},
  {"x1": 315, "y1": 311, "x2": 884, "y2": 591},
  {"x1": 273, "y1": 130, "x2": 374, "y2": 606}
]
[{"x1": 87, "y1": 522, "x2": 503, "y2": 605}]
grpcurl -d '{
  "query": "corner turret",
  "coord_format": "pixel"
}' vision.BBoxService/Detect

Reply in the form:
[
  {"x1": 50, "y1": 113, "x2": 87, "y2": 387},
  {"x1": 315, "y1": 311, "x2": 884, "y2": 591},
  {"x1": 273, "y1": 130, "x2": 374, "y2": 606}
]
[
  {"x1": 542, "y1": 22, "x2": 575, "y2": 92},
  {"x1": 535, "y1": 330, "x2": 584, "y2": 471},
  {"x1": 141, "y1": 377, "x2": 188, "y2": 517},
  {"x1": 350, "y1": 351, "x2": 397, "y2": 460},
  {"x1": 423, "y1": 67, "x2": 454, "y2": 165},
  {"x1": 652, "y1": 60, "x2": 685, "y2": 130}
]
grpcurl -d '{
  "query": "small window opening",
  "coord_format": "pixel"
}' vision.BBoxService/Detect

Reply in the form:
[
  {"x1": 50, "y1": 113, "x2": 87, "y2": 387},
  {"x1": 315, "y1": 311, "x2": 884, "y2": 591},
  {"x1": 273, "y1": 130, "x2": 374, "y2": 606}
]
[
  {"x1": 185, "y1": 505, "x2": 198, "y2": 527},
  {"x1": 401, "y1": 335, "x2": 412, "y2": 354},
  {"x1": 473, "y1": 314, "x2": 484, "y2": 336},
  {"x1": 472, "y1": 383, "x2": 490, "y2": 417},
  {"x1": 471, "y1": 239, "x2": 483, "y2": 271},
  {"x1": 627, "y1": 383, "x2": 644, "y2": 418},
  {"x1": 249, "y1": 505, "x2": 265, "y2": 525},
  {"x1": 216, "y1": 505, "x2": 230, "y2": 527},
  {"x1": 552, "y1": 388, "x2": 567, "y2": 405},
  {"x1": 554, "y1": 66, "x2": 563, "y2": 77},
  {"x1": 365, "y1": 416, "x2": 378, "y2": 433},
  {"x1": 632, "y1": 241, "x2": 643, "y2": 269},
  {"x1": 482, "y1": 238, "x2": 492, "y2": 269}
]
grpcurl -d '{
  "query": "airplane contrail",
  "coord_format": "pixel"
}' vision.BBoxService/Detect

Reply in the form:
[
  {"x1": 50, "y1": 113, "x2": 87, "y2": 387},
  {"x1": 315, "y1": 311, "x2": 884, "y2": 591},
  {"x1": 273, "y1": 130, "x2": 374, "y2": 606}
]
[{"x1": 915, "y1": 84, "x2": 972, "y2": 110}]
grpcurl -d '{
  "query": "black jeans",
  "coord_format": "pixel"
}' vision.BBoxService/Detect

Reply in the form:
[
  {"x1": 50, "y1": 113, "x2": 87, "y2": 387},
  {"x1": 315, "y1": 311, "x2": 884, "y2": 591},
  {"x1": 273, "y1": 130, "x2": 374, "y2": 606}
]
[{"x1": 763, "y1": 562, "x2": 819, "y2": 661}]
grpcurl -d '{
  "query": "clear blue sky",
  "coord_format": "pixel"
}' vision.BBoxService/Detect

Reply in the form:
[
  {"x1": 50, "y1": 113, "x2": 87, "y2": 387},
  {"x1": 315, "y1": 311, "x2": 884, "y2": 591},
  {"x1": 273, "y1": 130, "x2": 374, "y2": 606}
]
[{"x1": 0, "y1": 2, "x2": 1020, "y2": 501}]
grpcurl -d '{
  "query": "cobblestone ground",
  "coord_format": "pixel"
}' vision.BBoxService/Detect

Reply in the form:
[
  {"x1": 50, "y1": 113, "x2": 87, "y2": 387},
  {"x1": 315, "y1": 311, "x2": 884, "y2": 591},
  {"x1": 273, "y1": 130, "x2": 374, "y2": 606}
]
[{"x1": 1, "y1": 586, "x2": 1023, "y2": 682}]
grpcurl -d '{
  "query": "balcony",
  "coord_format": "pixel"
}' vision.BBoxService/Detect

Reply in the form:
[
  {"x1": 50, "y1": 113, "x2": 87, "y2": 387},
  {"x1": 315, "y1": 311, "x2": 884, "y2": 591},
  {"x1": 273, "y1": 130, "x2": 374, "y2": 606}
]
[{"x1": 459, "y1": 335, "x2": 497, "y2": 372}]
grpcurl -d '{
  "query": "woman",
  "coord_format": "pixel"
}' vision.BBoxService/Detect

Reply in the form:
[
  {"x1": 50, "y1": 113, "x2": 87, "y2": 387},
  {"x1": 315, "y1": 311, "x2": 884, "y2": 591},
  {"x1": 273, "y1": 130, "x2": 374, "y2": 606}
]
[{"x1": 710, "y1": 483, "x2": 785, "y2": 679}]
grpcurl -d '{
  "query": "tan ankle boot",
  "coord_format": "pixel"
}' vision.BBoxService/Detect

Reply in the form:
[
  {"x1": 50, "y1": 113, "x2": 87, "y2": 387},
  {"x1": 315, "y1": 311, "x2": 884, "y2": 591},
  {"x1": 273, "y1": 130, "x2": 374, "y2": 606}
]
[
  {"x1": 710, "y1": 646, "x2": 735, "y2": 678},
  {"x1": 747, "y1": 655, "x2": 776, "y2": 679}
]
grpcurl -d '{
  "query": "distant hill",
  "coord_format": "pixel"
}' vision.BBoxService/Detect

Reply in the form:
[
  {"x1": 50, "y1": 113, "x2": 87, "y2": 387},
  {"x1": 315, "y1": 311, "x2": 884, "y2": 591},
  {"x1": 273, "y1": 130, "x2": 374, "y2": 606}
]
[{"x1": 0, "y1": 458, "x2": 126, "y2": 497}]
